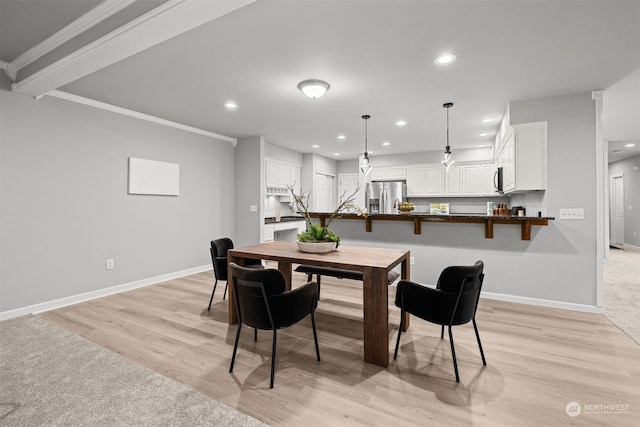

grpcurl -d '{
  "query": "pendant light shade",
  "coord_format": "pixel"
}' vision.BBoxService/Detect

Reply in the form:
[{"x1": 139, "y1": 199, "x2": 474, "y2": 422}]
[
  {"x1": 441, "y1": 102, "x2": 455, "y2": 172},
  {"x1": 361, "y1": 115, "x2": 372, "y2": 176},
  {"x1": 297, "y1": 79, "x2": 330, "y2": 99}
]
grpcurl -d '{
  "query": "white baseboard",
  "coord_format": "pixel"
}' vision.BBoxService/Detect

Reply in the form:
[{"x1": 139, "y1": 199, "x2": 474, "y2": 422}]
[
  {"x1": 0, "y1": 265, "x2": 212, "y2": 321},
  {"x1": 481, "y1": 291, "x2": 603, "y2": 314},
  {"x1": 622, "y1": 243, "x2": 640, "y2": 251}
]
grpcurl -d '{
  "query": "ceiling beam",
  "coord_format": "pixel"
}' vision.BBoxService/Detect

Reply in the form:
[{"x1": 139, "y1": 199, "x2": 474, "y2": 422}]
[
  {"x1": 11, "y1": 0, "x2": 256, "y2": 98},
  {"x1": 4, "y1": 0, "x2": 138, "y2": 81}
]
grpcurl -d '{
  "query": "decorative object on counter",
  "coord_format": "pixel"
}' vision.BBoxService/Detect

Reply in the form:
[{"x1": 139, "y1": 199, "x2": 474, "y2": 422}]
[
  {"x1": 512, "y1": 206, "x2": 526, "y2": 217},
  {"x1": 441, "y1": 102, "x2": 455, "y2": 172},
  {"x1": 287, "y1": 184, "x2": 366, "y2": 253},
  {"x1": 297, "y1": 79, "x2": 330, "y2": 99},
  {"x1": 493, "y1": 203, "x2": 511, "y2": 216},
  {"x1": 274, "y1": 208, "x2": 281, "y2": 222},
  {"x1": 361, "y1": 115, "x2": 372, "y2": 176},
  {"x1": 430, "y1": 203, "x2": 450, "y2": 215},
  {"x1": 398, "y1": 202, "x2": 415, "y2": 214},
  {"x1": 486, "y1": 202, "x2": 494, "y2": 216}
]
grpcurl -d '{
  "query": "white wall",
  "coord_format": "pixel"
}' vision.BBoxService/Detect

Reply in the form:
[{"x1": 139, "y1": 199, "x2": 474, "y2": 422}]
[
  {"x1": 1, "y1": 74, "x2": 235, "y2": 315},
  {"x1": 234, "y1": 136, "x2": 264, "y2": 248}
]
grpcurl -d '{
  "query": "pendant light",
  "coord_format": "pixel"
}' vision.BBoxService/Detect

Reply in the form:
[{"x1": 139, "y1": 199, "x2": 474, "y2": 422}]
[
  {"x1": 441, "y1": 102, "x2": 455, "y2": 172},
  {"x1": 361, "y1": 114, "x2": 372, "y2": 176}
]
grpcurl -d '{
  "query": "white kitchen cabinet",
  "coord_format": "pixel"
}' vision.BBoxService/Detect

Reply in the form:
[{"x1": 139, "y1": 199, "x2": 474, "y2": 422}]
[
  {"x1": 425, "y1": 165, "x2": 444, "y2": 195},
  {"x1": 496, "y1": 122, "x2": 547, "y2": 193},
  {"x1": 266, "y1": 160, "x2": 301, "y2": 197},
  {"x1": 264, "y1": 224, "x2": 275, "y2": 242},
  {"x1": 445, "y1": 166, "x2": 462, "y2": 195},
  {"x1": 407, "y1": 165, "x2": 444, "y2": 196},
  {"x1": 371, "y1": 167, "x2": 406, "y2": 181},
  {"x1": 480, "y1": 163, "x2": 498, "y2": 195},
  {"x1": 266, "y1": 161, "x2": 280, "y2": 187},
  {"x1": 406, "y1": 167, "x2": 426, "y2": 196}
]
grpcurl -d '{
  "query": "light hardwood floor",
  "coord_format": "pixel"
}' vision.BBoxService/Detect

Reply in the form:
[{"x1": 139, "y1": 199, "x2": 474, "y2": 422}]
[{"x1": 40, "y1": 267, "x2": 640, "y2": 427}]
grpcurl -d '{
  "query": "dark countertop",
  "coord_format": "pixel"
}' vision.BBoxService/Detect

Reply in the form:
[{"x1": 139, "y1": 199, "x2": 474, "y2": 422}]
[
  {"x1": 264, "y1": 216, "x2": 305, "y2": 224},
  {"x1": 308, "y1": 212, "x2": 555, "y2": 220}
]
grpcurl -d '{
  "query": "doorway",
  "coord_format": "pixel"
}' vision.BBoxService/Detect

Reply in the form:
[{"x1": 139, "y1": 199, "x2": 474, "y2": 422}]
[{"x1": 610, "y1": 174, "x2": 625, "y2": 245}]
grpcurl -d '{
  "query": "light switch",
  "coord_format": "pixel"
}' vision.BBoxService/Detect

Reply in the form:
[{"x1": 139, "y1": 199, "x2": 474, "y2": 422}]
[
  {"x1": 249, "y1": 205, "x2": 257, "y2": 212},
  {"x1": 559, "y1": 208, "x2": 584, "y2": 220}
]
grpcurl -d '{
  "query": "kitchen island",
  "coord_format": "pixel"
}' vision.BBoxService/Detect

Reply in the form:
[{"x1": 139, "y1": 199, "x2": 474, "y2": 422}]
[{"x1": 308, "y1": 212, "x2": 554, "y2": 241}]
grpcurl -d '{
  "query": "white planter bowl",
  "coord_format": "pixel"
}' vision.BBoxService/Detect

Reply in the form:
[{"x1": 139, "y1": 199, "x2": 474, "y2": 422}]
[{"x1": 297, "y1": 241, "x2": 337, "y2": 253}]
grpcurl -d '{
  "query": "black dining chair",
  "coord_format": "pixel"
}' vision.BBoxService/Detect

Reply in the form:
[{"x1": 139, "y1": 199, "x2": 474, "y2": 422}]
[
  {"x1": 393, "y1": 260, "x2": 486, "y2": 382},
  {"x1": 208, "y1": 238, "x2": 263, "y2": 311},
  {"x1": 229, "y1": 262, "x2": 321, "y2": 389}
]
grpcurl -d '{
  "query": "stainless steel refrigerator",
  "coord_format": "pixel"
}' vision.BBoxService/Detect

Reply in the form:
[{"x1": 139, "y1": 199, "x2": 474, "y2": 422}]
[{"x1": 365, "y1": 181, "x2": 407, "y2": 214}]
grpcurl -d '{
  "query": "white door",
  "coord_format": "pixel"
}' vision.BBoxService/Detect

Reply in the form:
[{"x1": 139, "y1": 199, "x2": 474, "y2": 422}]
[
  {"x1": 612, "y1": 176, "x2": 625, "y2": 244},
  {"x1": 314, "y1": 173, "x2": 335, "y2": 212}
]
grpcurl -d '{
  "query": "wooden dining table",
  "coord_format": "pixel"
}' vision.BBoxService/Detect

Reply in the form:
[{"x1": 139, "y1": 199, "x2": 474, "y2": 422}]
[{"x1": 227, "y1": 241, "x2": 411, "y2": 368}]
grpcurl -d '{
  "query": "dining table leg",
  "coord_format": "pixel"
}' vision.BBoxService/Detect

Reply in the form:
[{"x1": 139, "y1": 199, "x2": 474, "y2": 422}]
[
  {"x1": 363, "y1": 266, "x2": 389, "y2": 368},
  {"x1": 277, "y1": 261, "x2": 293, "y2": 291}
]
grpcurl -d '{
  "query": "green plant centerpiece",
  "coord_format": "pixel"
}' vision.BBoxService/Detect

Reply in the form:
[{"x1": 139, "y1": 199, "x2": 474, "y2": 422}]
[{"x1": 287, "y1": 184, "x2": 366, "y2": 252}]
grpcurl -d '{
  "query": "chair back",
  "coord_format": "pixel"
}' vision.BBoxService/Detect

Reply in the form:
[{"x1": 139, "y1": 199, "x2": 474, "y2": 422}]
[
  {"x1": 230, "y1": 262, "x2": 286, "y2": 330},
  {"x1": 437, "y1": 260, "x2": 484, "y2": 325},
  {"x1": 211, "y1": 238, "x2": 234, "y2": 281}
]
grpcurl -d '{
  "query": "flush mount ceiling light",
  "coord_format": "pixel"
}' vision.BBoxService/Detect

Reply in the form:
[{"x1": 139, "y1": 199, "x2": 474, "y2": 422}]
[
  {"x1": 297, "y1": 79, "x2": 330, "y2": 99},
  {"x1": 441, "y1": 102, "x2": 455, "y2": 172},
  {"x1": 434, "y1": 53, "x2": 457, "y2": 65},
  {"x1": 361, "y1": 114, "x2": 372, "y2": 176}
]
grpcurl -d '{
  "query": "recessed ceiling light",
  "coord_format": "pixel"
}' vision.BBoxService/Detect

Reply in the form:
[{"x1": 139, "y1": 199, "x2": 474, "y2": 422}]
[
  {"x1": 312, "y1": 145, "x2": 319, "y2": 148},
  {"x1": 478, "y1": 144, "x2": 490, "y2": 148},
  {"x1": 337, "y1": 134, "x2": 346, "y2": 140},
  {"x1": 479, "y1": 133, "x2": 489, "y2": 137},
  {"x1": 434, "y1": 53, "x2": 457, "y2": 65},
  {"x1": 482, "y1": 118, "x2": 492, "y2": 123},
  {"x1": 333, "y1": 152, "x2": 340, "y2": 156},
  {"x1": 224, "y1": 101, "x2": 238, "y2": 109},
  {"x1": 396, "y1": 120, "x2": 407, "y2": 126},
  {"x1": 382, "y1": 141, "x2": 391, "y2": 146},
  {"x1": 625, "y1": 143, "x2": 636, "y2": 147}
]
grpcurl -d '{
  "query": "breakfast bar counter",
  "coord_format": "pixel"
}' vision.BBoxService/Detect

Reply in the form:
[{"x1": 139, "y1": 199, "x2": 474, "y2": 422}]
[{"x1": 308, "y1": 212, "x2": 555, "y2": 241}]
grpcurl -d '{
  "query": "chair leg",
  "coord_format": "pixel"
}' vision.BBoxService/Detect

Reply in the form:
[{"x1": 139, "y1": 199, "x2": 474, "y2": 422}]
[
  {"x1": 473, "y1": 318, "x2": 487, "y2": 366},
  {"x1": 222, "y1": 281, "x2": 229, "y2": 300},
  {"x1": 254, "y1": 328, "x2": 258, "y2": 342},
  {"x1": 316, "y1": 275, "x2": 321, "y2": 300},
  {"x1": 270, "y1": 330, "x2": 277, "y2": 389},
  {"x1": 311, "y1": 310, "x2": 321, "y2": 362},
  {"x1": 440, "y1": 325, "x2": 445, "y2": 339},
  {"x1": 229, "y1": 323, "x2": 242, "y2": 373},
  {"x1": 394, "y1": 309, "x2": 405, "y2": 360},
  {"x1": 447, "y1": 326, "x2": 460, "y2": 383},
  {"x1": 208, "y1": 279, "x2": 219, "y2": 311}
]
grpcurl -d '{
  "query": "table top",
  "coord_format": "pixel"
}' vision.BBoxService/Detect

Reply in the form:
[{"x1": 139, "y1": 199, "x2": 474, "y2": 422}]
[{"x1": 229, "y1": 241, "x2": 409, "y2": 270}]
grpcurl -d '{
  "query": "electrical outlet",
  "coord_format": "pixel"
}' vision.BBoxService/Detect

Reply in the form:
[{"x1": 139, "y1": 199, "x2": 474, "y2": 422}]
[
  {"x1": 410, "y1": 257, "x2": 415, "y2": 265},
  {"x1": 106, "y1": 259, "x2": 115, "y2": 270},
  {"x1": 559, "y1": 208, "x2": 584, "y2": 220}
]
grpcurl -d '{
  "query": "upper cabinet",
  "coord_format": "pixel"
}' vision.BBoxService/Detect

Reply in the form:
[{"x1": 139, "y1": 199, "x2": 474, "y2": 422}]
[
  {"x1": 407, "y1": 165, "x2": 444, "y2": 196},
  {"x1": 497, "y1": 122, "x2": 547, "y2": 193},
  {"x1": 265, "y1": 160, "x2": 300, "y2": 197},
  {"x1": 371, "y1": 167, "x2": 406, "y2": 181}
]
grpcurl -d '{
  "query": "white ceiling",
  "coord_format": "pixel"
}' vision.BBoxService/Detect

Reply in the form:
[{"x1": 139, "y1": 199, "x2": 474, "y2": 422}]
[{"x1": 1, "y1": 0, "x2": 639, "y2": 162}]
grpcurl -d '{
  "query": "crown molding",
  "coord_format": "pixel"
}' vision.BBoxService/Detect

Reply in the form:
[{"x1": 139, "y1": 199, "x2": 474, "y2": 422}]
[
  {"x1": 0, "y1": 61, "x2": 8, "y2": 71},
  {"x1": 4, "y1": 0, "x2": 137, "y2": 81},
  {"x1": 46, "y1": 90, "x2": 237, "y2": 145},
  {"x1": 11, "y1": 0, "x2": 256, "y2": 97}
]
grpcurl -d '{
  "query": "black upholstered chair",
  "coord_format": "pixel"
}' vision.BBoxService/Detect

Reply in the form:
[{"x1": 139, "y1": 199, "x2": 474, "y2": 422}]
[
  {"x1": 394, "y1": 260, "x2": 486, "y2": 382},
  {"x1": 208, "y1": 238, "x2": 263, "y2": 311},
  {"x1": 229, "y1": 262, "x2": 321, "y2": 388}
]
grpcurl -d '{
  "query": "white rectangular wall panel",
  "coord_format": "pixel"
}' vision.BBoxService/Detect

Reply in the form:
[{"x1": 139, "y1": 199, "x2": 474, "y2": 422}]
[{"x1": 128, "y1": 157, "x2": 179, "y2": 196}]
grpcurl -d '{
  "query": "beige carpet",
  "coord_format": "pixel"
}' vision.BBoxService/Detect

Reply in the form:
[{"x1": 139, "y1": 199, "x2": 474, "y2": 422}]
[
  {"x1": 604, "y1": 246, "x2": 640, "y2": 344},
  {"x1": 0, "y1": 315, "x2": 268, "y2": 426}
]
